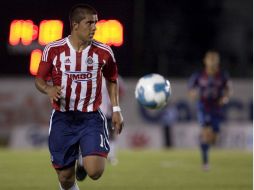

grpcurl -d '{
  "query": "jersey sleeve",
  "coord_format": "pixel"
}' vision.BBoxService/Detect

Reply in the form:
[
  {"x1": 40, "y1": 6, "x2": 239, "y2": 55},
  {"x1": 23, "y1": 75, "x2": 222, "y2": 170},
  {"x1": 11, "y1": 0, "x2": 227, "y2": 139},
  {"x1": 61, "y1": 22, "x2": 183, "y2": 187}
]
[
  {"x1": 102, "y1": 49, "x2": 118, "y2": 82},
  {"x1": 36, "y1": 45, "x2": 54, "y2": 80},
  {"x1": 188, "y1": 72, "x2": 199, "y2": 90}
]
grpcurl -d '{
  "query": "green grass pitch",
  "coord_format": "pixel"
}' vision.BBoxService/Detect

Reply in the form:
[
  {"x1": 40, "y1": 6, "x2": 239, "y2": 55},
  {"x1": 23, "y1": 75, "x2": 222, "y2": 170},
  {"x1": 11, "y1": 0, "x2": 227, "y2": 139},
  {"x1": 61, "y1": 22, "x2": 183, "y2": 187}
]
[{"x1": 0, "y1": 149, "x2": 252, "y2": 190}]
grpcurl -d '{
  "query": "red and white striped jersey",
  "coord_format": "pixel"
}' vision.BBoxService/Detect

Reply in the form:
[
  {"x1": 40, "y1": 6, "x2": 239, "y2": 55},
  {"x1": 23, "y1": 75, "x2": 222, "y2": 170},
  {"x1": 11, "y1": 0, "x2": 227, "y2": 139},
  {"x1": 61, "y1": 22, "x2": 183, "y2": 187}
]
[{"x1": 36, "y1": 36, "x2": 118, "y2": 112}]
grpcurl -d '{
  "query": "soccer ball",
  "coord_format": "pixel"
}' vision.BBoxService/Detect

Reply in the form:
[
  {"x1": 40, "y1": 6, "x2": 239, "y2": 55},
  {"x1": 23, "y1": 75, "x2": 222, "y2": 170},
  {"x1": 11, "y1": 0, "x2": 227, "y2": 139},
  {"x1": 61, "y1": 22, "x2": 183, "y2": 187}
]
[{"x1": 135, "y1": 73, "x2": 171, "y2": 109}]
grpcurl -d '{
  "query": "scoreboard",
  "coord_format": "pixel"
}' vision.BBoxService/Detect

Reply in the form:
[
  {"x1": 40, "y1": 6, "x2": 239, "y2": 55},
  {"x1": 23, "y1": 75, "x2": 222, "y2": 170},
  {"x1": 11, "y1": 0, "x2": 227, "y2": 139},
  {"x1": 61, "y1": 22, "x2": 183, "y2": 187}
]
[{"x1": 8, "y1": 19, "x2": 124, "y2": 76}]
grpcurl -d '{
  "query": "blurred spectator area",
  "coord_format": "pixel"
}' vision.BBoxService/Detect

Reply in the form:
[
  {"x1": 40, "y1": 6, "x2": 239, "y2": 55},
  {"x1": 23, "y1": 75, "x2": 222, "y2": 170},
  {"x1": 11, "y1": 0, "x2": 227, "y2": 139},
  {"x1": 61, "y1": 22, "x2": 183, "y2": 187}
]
[
  {"x1": 0, "y1": 78, "x2": 252, "y2": 149},
  {"x1": 0, "y1": 78, "x2": 251, "y2": 129}
]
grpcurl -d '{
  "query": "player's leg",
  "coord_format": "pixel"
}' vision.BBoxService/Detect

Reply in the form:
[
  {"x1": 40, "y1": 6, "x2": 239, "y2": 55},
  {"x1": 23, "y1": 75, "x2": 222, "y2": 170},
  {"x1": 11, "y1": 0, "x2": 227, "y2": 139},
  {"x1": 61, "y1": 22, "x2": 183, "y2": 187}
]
[
  {"x1": 198, "y1": 110, "x2": 214, "y2": 169},
  {"x1": 200, "y1": 114, "x2": 222, "y2": 170},
  {"x1": 76, "y1": 153, "x2": 106, "y2": 181},
  {"x1": 79, "y1": 109, "x2": 110, "y2": 180},
  {"x1": 76, "y1": 119, "x2": 117, "y2": 180},
  {"x1": 83, "y1": 155, "x2": 106, "y2": 180},
  {"x1": 76, "y1": 149, "x2": 87, "y2": 181},
  {"x1": 210, "y1": 116, "x2": 221, "y2": 144},
  {"x1": 48, "y1": 110, "x2": 80, "y2": 189},
  {"x1": 77, "y1": 147, "x2": 107, "y2": 181},
  {"x1": 200, "y1": 126, "x2": 213, "y2": 168},
  {"x1": 210, "y1": 131, "x2": 219, "y2": 145},
  {"x1": 56, "y1": 166, "x2": 79, "y2": 190}
]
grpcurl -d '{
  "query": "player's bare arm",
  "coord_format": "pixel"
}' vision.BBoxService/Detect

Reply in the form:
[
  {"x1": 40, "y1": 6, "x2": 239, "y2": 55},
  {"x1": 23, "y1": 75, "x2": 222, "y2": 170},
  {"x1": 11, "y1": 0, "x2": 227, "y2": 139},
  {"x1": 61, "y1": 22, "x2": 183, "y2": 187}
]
[
  {"x1": 106, "y1": 80, "x2": 124, "y2": 134},
  {"x1": 35, "y1": 78, "x2": 62, "y2": 102},
  {"x1": 189, "y1": 88, "x2": 199, "y2": 101},
  {"x1": 219, "y1": 89, "x2": 230, "y2": 105},
  {"x1": 219, "y1": 81, "x2": 232, "y2": 106}
]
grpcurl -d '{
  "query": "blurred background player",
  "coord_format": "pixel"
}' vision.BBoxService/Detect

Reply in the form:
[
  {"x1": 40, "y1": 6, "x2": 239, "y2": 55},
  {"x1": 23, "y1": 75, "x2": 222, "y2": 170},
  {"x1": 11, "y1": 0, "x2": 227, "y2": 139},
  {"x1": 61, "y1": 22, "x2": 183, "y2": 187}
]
[
  {"x1": 188, "y1": 50, "x2": 231, "y2": 171},
  {"x1": 35, "y1": 4, "x2": 124, "y2": 190}
]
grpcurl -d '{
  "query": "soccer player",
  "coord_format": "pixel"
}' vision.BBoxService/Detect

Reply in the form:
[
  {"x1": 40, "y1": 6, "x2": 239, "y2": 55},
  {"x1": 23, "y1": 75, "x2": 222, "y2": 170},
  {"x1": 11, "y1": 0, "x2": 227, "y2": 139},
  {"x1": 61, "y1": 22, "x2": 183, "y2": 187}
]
[
  {"x1": 188, "y1": 50, "x2": 231, "y2": 171},
  {"x1": 35, "y1": 4, "x2": 124, "y2": 190}
]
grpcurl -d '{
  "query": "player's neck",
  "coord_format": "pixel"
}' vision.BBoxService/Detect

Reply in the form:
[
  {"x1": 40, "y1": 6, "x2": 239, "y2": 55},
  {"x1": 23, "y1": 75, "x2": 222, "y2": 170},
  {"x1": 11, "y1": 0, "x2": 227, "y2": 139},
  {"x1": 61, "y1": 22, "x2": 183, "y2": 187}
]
[{"x1": 69, "y1": 35, "x2": 91, "y2": 52}]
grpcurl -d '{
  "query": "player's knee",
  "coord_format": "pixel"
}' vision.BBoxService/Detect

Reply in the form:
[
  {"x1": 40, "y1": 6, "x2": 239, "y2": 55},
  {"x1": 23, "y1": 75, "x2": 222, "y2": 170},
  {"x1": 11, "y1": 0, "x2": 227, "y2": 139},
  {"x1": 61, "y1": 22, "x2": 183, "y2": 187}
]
[
  {"x1": 87, "y1": 169, "x2": 104, "y2": 180},
  {"x1": 203, "y1": 135, "x2": 213, "y2": 144},
  {"x1": 201, "y1": 133, "x2": 208, "y2": 143},
  {"x1": 201, "y1": 128, "x2": 211, "y2": 142},
  {"x1": 89, "y1": 173, "x2": 102, "y2": 180}
]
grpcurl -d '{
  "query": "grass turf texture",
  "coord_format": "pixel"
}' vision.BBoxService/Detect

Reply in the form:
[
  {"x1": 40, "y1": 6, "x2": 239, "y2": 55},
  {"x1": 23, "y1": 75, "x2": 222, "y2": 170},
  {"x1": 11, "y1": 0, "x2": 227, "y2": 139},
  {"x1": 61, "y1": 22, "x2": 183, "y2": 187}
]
[{"x1": 0, "y1": 149, "x2": 252, "y2": 190}]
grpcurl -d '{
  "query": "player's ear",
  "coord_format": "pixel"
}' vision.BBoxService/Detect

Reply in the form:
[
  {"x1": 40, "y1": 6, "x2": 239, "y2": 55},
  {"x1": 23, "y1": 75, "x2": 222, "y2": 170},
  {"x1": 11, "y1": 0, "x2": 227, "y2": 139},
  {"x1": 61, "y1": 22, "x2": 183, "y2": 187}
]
[{"x1": 72, "y1": 22, "x2": 79, "y2": 31}]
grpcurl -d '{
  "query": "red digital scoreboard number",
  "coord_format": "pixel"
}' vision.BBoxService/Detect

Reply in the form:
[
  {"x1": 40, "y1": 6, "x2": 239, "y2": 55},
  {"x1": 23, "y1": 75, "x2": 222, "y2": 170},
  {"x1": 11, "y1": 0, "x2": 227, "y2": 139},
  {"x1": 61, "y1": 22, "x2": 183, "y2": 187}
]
[
  {"x1": 38, "y1": 20, "x2": 64, "y2": 45},
  {"x1": 9, "y1": 19, "x2": 124, "y2": 75},
  {"x1": 9, "y1": 20, "x2": 63, "y2": 46},
  {"x1": 30, "y1": 49, "x2": 42, "y2": 75},
  {"x1": 94, "y1": 20, "x2": 123, "y2": 47},
  {"x1": 9, "y1": 20, "x2": 38, "y2": 46}
]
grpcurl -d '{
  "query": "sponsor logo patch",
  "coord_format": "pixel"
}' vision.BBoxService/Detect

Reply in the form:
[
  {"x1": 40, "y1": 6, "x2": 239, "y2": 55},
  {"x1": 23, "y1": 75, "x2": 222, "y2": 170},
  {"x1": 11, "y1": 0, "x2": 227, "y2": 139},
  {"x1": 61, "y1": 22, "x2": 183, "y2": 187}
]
[{"x1": 65, "y1": 71, "x2": 93, "y2": 82}]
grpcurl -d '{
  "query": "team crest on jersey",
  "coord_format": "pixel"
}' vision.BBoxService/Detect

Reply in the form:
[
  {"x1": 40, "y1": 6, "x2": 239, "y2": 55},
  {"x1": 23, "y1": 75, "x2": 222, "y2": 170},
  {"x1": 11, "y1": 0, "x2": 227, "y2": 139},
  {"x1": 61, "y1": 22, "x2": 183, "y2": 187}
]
[{"x1": 86, "y1": 56, "x2": 94, "y2": 65}]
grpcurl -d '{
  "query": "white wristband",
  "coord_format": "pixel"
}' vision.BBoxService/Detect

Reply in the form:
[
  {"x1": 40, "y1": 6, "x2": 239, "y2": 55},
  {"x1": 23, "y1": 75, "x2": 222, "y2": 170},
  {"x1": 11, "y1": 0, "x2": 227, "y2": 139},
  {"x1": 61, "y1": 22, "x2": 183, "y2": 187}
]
[{"x1": 113, "y1": 106, "x2": 121, "y2": 112}]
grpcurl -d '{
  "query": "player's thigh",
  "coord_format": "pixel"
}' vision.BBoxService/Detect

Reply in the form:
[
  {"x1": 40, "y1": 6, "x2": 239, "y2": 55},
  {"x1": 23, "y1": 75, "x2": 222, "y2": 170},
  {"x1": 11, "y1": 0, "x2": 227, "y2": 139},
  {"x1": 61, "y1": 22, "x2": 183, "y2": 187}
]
[
  {"x1": 79, "y1": 110, "x2": 110, "y2": 159},
  {"x1": 211, "y1": 132, "x2": 219, "y2": 144},
  {"x1": 79, "y1": 111, "x2": 109, "y2": 178},
  {"x1": 49, "y1": 111, "x2": 79, "y2": 168},
  {"x1": 212, "y1": 125, "x2": 220, "y2": 143},
  {"x1": 49, "y1": 111, "x2": 73, "y2": 151}
]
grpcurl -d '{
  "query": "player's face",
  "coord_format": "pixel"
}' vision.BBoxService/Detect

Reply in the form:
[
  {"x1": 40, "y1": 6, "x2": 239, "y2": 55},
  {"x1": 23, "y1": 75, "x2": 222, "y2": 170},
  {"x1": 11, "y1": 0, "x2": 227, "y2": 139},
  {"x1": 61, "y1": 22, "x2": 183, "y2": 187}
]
[
  {"x1": 204, "y1": 52, "x2": 220, "y2": 73},
  {"x1": 75, "y1": 14, "x2": 98, "y2": 42}
]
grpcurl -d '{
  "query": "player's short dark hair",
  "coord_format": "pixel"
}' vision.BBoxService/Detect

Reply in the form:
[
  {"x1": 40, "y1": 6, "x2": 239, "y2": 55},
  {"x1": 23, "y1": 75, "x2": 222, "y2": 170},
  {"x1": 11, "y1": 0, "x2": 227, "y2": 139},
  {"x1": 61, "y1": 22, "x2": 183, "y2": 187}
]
[
  {"x1": 69, "y1": 4, "x2": 97, "y2": 29},
  {"x1": 206, "y1": 49, "x2": 219, "y2": 55}
]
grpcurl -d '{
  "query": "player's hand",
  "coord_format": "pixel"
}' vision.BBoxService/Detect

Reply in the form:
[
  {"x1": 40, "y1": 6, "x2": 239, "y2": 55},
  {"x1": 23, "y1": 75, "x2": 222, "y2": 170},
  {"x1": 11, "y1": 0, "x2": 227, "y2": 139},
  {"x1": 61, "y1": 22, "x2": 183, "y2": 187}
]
[
  {"x1": 189, "y1": 89, "x2": 199, "y2": 100},
  {"x1": 219, "y1": 96, "x2": 229, "y2": 106},
  {"x1": 112, "y1": 111, "x2": 124, "y2": 135},
  {"x1": 45, "y1": 85, "x2": 63, "y2": 103}
]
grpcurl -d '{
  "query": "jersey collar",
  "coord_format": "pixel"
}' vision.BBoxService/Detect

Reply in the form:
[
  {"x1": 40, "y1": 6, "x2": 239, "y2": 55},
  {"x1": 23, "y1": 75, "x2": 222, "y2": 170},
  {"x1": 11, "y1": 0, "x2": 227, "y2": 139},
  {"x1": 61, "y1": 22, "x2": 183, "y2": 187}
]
[{"x1": 66, "y1": 35, "x2": 91, "y2": 53}]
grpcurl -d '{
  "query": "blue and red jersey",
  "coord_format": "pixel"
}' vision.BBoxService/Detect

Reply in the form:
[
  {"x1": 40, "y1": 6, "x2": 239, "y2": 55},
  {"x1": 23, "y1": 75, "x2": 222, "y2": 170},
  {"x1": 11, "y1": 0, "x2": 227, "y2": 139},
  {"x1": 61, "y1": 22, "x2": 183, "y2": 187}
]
[{"x1": 188, "y1": 70, "x2": 229, "y2": 112}]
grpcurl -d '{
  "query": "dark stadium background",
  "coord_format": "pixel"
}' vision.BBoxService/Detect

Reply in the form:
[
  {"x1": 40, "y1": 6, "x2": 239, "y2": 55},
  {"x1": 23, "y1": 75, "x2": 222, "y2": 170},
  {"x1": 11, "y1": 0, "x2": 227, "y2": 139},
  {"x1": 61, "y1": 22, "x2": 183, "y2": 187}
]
[{"x1": 0, "y1": 0, "x2": 252, "y2": 77}]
